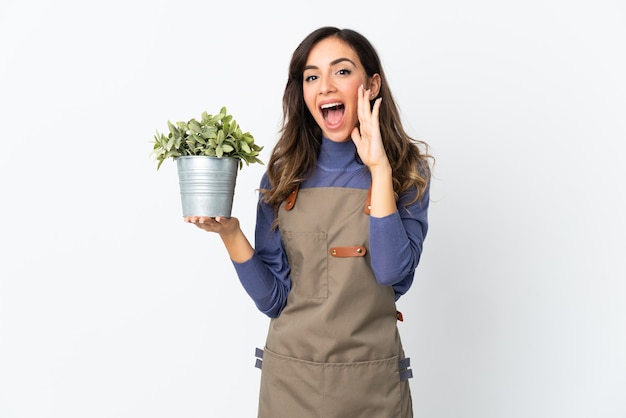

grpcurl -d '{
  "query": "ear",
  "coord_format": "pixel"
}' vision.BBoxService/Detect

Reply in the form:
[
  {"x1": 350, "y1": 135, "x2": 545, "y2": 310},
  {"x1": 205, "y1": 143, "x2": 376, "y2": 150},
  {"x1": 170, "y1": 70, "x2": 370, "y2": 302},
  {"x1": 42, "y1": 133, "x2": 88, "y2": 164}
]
[{"x1": 368, "y1": 74, "x2": 382, "y2": 98}]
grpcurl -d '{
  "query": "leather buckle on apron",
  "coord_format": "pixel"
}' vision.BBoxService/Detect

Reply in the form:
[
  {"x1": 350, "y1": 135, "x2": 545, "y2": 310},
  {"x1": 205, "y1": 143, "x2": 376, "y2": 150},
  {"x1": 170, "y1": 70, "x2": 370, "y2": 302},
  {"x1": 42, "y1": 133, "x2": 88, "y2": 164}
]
[
  {"x1": 284, "y1": 186, "x2": 299, "y2": 211},
  {"x1": 329, "y1": 245, "x2": 367, "y2": 257}
]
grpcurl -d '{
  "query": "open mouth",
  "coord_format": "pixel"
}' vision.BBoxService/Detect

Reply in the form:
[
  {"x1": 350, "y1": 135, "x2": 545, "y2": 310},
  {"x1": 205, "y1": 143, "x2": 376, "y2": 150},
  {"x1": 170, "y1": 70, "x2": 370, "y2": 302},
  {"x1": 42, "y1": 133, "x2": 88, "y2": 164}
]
[{"x1": 321, "y1": 102, "x2": 345, "y2": 126}]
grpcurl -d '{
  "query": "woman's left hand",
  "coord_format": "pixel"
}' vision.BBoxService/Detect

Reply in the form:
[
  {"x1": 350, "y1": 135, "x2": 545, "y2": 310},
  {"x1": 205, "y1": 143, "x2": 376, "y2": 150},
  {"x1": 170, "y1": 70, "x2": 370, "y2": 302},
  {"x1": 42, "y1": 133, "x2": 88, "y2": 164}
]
[{"x1": 351, "y1": 85, "x2": 390, "y2": 170}]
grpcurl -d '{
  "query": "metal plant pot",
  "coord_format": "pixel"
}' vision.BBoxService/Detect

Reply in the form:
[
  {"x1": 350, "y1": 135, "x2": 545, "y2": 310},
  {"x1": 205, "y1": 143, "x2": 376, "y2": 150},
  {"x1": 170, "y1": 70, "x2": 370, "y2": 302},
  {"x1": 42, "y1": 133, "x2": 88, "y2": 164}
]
[{"x1": 175, "y1": 155, "x2": 239, "y2": 218}]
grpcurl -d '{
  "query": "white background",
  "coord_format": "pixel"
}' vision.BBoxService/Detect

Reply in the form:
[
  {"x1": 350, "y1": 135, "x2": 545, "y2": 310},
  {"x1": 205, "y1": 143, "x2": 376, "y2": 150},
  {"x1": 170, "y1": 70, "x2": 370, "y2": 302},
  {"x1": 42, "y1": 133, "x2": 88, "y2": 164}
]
[{"x1": 1, "y1": 1, "x2": 625, "y2": 417}]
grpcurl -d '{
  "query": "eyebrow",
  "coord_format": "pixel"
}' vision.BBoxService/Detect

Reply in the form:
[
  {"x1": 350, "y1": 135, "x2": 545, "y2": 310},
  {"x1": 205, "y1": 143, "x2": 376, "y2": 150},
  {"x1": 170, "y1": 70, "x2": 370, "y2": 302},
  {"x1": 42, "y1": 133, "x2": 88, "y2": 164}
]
[{"x1": 303, "y1": 57, "x2": 357, "y2": 71}]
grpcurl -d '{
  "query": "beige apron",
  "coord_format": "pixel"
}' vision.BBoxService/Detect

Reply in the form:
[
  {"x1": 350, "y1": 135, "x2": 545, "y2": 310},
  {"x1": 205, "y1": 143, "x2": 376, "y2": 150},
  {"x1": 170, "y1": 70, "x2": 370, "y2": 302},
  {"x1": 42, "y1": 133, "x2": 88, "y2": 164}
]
[{"x1": 256, "y1": 186, "x2": 413, "y2": 418}]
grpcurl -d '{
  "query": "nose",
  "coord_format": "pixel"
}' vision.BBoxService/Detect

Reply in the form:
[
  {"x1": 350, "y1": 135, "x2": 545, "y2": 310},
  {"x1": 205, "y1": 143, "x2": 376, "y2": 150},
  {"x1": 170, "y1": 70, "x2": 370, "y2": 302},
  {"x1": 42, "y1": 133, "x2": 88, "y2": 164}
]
[{"x1": 319, "y1": 76, "x2": 335, "y2": 95}]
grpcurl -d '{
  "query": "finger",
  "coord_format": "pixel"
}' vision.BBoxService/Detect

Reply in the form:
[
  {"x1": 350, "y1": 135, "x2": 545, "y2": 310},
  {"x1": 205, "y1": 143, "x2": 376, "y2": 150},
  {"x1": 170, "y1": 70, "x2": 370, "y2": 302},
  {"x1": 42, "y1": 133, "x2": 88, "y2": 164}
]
[
  {"x1": 358, "y1": 85, "x2": 371, "y2": 121},
  {"x1": 186, "y1": 216, "x2": 214, "y2": 225},
  {"x1": 372, "y1": 97, "x2": 381, "y2": 114},
  {"x1": 371, "y1": 97, "x2": 382, "y2": 129},
  {"x1": 356, "y1": 85, "x2": 368, "y2": 121},
  {"x1": 350, "y1": 125, "x2": 362, "y2": 143}
]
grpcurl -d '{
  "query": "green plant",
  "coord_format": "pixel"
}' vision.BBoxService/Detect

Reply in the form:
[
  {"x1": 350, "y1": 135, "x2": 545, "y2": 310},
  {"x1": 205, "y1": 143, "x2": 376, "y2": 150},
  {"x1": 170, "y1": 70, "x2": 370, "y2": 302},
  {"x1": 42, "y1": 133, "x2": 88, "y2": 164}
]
[{"x1": 151, "y1": 106, "x2": 263, "y2": 170}]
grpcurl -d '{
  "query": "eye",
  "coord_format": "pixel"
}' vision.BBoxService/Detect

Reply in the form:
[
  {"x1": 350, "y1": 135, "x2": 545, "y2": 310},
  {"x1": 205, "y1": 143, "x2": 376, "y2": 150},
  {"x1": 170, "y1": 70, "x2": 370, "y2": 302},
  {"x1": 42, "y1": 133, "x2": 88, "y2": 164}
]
[
  {"x1": 336, "y1": 68, "x2": 352, "y2": 76},
  {"x1": 304, "y1": 74, "x2": 318, "y2": 83}
]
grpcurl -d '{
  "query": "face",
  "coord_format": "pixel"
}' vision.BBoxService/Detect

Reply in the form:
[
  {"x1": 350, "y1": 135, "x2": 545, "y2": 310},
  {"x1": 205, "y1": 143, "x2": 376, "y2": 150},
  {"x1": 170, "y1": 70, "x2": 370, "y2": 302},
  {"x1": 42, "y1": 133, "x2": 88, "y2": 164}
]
[{"x1": 302, "y1": 37, "x2": 380, "y2": 142}]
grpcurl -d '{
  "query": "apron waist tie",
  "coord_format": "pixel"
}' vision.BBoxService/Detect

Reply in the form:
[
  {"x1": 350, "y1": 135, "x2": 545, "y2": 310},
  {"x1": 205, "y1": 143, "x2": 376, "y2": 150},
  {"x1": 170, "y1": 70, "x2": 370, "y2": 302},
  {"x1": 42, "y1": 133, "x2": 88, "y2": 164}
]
[
  {"x1": 255, "y1": 347, "x2": 264, "y2": 369},
  {"x1": 399, "y1": 357, "x2": 413, "y2": 381}
]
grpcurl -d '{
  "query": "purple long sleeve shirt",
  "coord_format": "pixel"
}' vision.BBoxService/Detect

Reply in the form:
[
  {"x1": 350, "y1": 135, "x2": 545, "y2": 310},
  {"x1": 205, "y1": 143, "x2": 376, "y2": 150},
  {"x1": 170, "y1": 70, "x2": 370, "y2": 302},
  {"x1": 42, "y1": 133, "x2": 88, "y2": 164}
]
[{"x1": 233, "y1": 137, "x2": 429, "y2": 318}]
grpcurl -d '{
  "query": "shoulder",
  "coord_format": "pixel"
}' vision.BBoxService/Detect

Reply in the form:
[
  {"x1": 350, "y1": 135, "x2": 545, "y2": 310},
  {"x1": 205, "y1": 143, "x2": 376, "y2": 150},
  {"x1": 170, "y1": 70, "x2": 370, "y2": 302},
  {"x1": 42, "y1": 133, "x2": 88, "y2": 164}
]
[{"x1": 259, "y1": 171, "x2": 271, "y2": 189}]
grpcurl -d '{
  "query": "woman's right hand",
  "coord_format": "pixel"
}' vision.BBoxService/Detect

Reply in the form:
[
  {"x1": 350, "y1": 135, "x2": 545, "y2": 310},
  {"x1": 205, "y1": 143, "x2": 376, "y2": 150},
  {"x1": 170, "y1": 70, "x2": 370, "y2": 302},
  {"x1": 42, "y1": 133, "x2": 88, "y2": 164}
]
[
  {"x1": 184, "y1": 216, "x2": 254, "y2": 263},
  {"x1": 184, "y1": 216, "x2": 241, "y2": 236}
]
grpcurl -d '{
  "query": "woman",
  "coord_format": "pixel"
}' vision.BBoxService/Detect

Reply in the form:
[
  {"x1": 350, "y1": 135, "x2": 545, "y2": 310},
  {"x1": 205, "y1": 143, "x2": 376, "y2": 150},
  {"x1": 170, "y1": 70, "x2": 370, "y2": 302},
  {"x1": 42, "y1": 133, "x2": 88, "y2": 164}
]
[{"x1": 186, "y1": 26, "x2": 432, "y2": 418}]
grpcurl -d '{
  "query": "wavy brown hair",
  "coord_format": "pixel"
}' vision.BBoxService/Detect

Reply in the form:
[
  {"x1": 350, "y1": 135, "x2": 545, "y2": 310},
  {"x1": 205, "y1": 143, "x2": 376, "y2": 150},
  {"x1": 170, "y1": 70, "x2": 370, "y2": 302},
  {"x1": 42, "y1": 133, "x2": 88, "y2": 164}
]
[{"x1": 261, "y1": 26, "x2": 433, "y2": 212}]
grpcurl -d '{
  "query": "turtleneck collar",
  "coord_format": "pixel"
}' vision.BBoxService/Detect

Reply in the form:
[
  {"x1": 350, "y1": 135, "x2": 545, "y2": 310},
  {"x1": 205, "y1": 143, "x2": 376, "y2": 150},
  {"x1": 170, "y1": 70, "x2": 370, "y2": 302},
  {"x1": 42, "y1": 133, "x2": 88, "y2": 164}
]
[{"x1": 317, "y1": 137, "x2": 363, "y2": 172}]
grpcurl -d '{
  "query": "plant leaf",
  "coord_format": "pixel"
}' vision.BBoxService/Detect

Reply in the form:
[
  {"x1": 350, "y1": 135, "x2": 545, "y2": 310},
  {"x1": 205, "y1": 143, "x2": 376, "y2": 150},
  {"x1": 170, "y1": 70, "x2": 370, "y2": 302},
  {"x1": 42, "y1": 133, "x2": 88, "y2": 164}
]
[{"x1": 188, "y1": 119, "x2": 202, "y2": 134}]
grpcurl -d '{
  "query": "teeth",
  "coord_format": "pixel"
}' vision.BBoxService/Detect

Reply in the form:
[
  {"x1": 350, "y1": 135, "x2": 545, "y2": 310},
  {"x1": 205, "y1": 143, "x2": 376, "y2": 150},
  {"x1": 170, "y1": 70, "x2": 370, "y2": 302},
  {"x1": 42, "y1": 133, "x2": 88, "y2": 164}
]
[{"x1": 321, "y1": 103, "x2": 342, "y2": 110}]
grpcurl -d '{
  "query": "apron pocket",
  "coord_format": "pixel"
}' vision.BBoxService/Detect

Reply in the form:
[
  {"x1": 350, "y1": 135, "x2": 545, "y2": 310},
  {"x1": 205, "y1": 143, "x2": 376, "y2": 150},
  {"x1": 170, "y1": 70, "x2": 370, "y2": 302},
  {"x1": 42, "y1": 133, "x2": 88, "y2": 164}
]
[
  {"x1": 258, "y1": 348, "x2": 323, "y2": 418},
  {"x1": 323, "y1": 356, "x2": 404, "y2": 418},
  {"x1": 282, "y1": 231, "x2": 328, "y2": 299},
  {"x1": 260, "y1": 349, "x2": 409, "y2": 418}
]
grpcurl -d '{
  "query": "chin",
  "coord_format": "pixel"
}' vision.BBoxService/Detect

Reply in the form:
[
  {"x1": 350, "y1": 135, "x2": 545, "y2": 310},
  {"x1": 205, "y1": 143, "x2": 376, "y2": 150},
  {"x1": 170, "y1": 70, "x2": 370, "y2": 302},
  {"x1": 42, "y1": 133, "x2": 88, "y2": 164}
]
[
  {"x1": 325, "y1": 135, "x2": 352, "y2": 143},
  {"x1": 323, "y1": 128, "x2": 354, "y2": 142}
]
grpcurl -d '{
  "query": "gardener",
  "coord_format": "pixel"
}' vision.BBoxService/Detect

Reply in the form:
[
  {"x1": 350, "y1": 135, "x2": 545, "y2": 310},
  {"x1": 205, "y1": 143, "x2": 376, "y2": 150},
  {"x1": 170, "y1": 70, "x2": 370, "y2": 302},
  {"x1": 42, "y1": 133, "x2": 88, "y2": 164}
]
[{"x1": 185, "y1": 26, "x2": 432, "y2": 417}]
